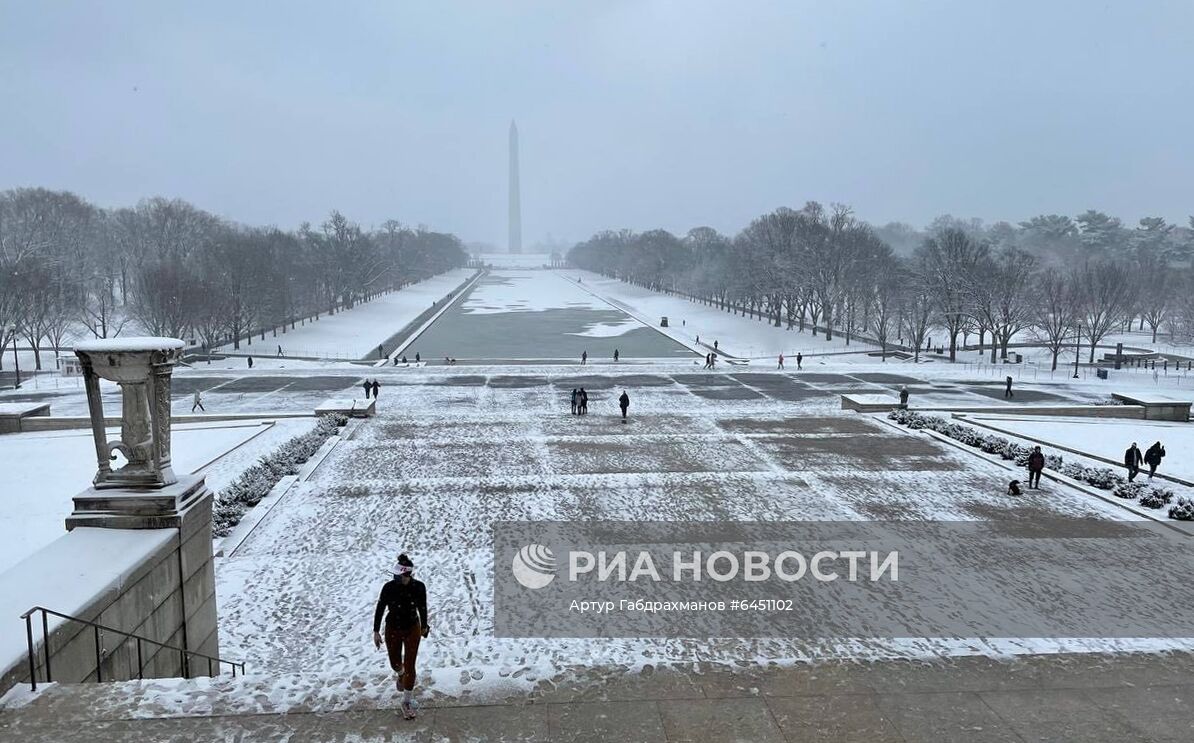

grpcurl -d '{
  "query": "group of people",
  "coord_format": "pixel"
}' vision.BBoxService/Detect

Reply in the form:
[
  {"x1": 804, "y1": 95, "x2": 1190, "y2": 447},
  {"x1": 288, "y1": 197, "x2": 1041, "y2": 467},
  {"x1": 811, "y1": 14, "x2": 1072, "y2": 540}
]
[
  {"x1": 776, "y1": 353, "x2": 803, "y2": 370},
  {"x1": 394, "y1": 352, "x2": 422, "y2": 366},
  {"x1": 1011, "y1": 440, "x2": 1168, "y2": 495},
  {"x1": 1124, "y1": 441, "x2": 1166, "y2": 481},
  {"x1": 570, "y1": 388, "x2": 589, "y2": 414},
  {"x1": 362, "y1": 378, "x2": 382, "y2": 399},
  {"x1": 569, "y1": 387, "x2": 632, "y2": 420}
]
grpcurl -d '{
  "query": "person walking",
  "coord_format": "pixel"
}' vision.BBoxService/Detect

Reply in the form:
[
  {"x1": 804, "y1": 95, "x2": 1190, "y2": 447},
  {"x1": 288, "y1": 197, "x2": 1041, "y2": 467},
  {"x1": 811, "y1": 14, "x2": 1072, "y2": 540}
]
[
  {"x1": 373, "y1": 554, "x2": 429, "y2": 720},
  {"x1": 363, "y1": 379, "x2": 373, "y2": 399},
  {"x1": 1144, "y1": 441, "x2": 1166, "y2": 480},
  {"x1": 247, "y1": 355, "x2": 254, "y2": 369},
  {"x1": 1004, "y1": 376, "x2": 1013, "y2": 398},
  {"x1": 796, "y1": 353, "x2": 803, "y2": 370},
  {"x1": 1026, "y1": 446, "x2": 1046, "y2": 489},
  {"x1": 371, "y1": 379, "x2": 381, "y2": 399},
  {"x1": 898, "y1": 385, "x2": 909, "y2": 409},
  {"x1": 579, "y1": 388, "x2": 588, "y2": 415},
  {"x1": 570, "y1": 388, "x2": 579, "y2": 415},
  {"x1": 581, "y1": 350, "x2": 588, "y2": 365},
  {"x1": 415, "y1": 352, "x2": 421, "y2": 363},
  {"x1": 618, "y1": 390, "x2": 630, "y2": 422},
  {"x1": 1124, "y1": 442, "x2": 1143, "y2": 481},
  {"x1": 713, "y1": 340, "x2": 719, "y2": 351},
  {"x1": 613, "y1": 349, "x2": 620, "y2": 363},
  {"x1": 777, "y1": 353, "x2": 784, "y2": 370},
  {"x1": 191, "y1": 389, "x2": 205, "y2": 413},
  {"x1": 277, "y1": 345, "x2": 284, "y2": 357}
]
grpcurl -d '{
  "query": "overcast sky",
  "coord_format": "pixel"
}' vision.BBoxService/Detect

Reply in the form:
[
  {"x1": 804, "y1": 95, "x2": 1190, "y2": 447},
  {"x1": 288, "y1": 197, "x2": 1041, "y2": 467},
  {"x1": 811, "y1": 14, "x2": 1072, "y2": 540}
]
[{"x1": 2, "y1": 1, "x2": 1191, "y2": 247}]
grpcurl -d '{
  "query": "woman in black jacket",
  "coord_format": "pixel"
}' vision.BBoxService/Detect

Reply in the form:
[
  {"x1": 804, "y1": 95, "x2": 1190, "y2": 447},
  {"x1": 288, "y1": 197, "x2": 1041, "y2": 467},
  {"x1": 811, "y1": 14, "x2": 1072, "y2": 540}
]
[{"x1": 373, "y1": 554, "x2": 430, "y2": 719}]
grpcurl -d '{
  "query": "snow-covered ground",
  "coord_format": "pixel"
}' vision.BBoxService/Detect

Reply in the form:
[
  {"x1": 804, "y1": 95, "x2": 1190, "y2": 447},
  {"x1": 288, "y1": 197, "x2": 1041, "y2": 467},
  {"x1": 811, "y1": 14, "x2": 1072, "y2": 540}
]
[
  {"x1": 212, "y1": 364, "x2": 1192, "y2": 706},
  {"x1": 213, "y1": 269, "x2": 474, "y2": 359},
  {"x1": 0, "y1": 418, "x2": 314, "y2": 574},
  {"x1": 567, "y1": 270, "x2": 881, "y2": 360}
]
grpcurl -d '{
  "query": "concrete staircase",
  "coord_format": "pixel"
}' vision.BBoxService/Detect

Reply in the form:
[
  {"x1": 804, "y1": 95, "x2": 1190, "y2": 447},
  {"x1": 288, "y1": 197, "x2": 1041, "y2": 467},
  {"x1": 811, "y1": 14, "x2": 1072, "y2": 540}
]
[{"x1": 4, "y1": 652, "x2": 1194, "y2": 741}]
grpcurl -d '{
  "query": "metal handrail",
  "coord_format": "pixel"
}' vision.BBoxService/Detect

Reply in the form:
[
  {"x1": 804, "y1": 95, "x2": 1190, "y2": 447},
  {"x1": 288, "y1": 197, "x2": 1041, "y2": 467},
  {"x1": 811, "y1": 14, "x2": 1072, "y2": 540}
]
[{"x1": 20, "y1": 605, "x2": 246, "y2": 692}]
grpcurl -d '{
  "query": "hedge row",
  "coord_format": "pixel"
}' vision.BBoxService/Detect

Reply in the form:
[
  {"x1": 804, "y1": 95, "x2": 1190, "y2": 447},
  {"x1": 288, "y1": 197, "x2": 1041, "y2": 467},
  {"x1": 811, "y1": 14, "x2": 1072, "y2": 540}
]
[
  {"x1": 886, "y1": 409, "x2": 1183, "y2": 516},
  {"x1": 887, "y1": 409, "x2": 1063, "y2": 469},
  {"x1": 213, "y1": 413, "x2": 348, "y2": 537}
]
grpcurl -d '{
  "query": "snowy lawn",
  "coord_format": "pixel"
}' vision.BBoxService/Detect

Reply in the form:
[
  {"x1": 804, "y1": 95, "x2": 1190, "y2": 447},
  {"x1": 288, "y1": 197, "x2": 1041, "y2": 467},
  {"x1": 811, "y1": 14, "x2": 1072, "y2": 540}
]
[
  {"x1": 0, "y1": 419, "x2": 309, "y2": 573},
  {"x1": 213, "y1": 269, "x2": 474, "y2": 359}
]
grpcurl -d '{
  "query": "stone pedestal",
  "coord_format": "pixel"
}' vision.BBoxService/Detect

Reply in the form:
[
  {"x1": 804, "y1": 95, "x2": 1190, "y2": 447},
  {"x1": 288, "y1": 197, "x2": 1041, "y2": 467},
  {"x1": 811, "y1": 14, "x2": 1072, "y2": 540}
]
[{"x1": 48, "y1": 337, "x2": 222, "y2": 681}]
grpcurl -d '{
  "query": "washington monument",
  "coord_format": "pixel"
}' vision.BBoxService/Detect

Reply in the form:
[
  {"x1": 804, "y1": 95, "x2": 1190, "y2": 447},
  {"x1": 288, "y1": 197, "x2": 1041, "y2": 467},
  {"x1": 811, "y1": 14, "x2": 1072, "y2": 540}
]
[{"x1": 508, "y1": 120, "x2": 522, "y2": 254}]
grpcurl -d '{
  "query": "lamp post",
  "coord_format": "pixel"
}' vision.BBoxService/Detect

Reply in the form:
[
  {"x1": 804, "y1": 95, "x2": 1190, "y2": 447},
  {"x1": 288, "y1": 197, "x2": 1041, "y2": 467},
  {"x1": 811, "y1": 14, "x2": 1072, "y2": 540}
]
[
  {"x1": 1073, "y1": 323, "x2": 1081, "y2": 379},
  {"x1": 5, "y1": 325, "x2": 19, "y2": 390}
]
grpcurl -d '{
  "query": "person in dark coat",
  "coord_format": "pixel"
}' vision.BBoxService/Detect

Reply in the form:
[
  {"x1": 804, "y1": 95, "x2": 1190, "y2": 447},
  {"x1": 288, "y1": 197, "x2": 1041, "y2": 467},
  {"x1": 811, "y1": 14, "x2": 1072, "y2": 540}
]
[
  {"x1": 898, "y1": 386, "x2": 909, "y2": 408},
  {"x1": 373, "y1": 553, "x2": 429, "y2": 719},
  {"x1": 247, "y1": 355, "x2": 254, "y2": 368},
  {"x1": 1004, "y1": 376, "x2": 1013, "y2": 398},
  {"x1": 415, "y1": 352, "x2": 420, "y2": 363},
  {"x1": 1124, "y1": 442, "x2": 1143, "y2": 481},
  {"x1": 581, "y1": 350, "x2": 588, "y2": 365},
  {"x1": 371, "y1": 379, "x2": 381, "y2": 399},
  {"x1": 618, "y1": 390, "x2": 630, "y2": 421},
  {"x1": 796, "y1": 353, "x2": 802, "y2": 370},
  {"x1": 570, "y1": 388, "x2": 579, "y2": 415},
  {"x1": 579, "y1": 388, "x2": 588, "y2": 415},
  {"x1": 1144, "y1": 441, "x2": 1166, "y2": 479},
  {"x1": 1026, "y1": 446, "x2": 1046, "y2": 489},
  {"x1": 613, "y1": 349, "x2": 620, "y2": 362},
  {"x1": 363, "y1": 379, "x2": 372, "y2": 399}
]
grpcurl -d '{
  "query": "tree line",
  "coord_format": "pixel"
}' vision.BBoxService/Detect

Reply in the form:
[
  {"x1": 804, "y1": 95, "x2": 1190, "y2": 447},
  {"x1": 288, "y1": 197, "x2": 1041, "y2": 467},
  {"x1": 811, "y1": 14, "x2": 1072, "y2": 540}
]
[
  {"x1": 0, "y1": 188, "x2": 467, "y2": 369},
  {"x1": 568, "y1": 203, "x2": 1194, "y2": 369}
]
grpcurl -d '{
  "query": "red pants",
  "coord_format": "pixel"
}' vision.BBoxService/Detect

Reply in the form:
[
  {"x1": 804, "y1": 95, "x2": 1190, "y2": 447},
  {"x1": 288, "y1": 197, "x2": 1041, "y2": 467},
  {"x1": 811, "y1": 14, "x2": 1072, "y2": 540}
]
[{"x1": 385, "y1": 624, "x2": 422, "y2": 690}]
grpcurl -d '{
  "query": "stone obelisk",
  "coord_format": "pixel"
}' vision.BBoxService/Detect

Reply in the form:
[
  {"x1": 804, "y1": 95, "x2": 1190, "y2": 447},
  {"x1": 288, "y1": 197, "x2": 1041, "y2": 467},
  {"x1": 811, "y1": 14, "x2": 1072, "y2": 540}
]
[{"x1": 508, "y1": 120, "x2": 522, "y2": 254}]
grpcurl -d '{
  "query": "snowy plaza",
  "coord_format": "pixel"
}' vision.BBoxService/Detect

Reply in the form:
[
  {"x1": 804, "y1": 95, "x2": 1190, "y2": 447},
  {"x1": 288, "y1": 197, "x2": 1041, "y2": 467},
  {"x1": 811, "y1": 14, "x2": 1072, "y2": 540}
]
[{"x1": 3, "y1": 268, "x2": 1194, "y2": 741}]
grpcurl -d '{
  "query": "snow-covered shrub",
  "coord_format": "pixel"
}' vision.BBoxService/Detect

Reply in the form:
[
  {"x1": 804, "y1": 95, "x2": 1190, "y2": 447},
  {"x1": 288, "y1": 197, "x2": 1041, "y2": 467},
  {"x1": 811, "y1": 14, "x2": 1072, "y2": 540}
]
[
  {"x1": 1112, "y1": 482, "x2": 1148, "y2": 500},
  {"x1": 1081, "y1": 467, "x2": 1124, "y2": 490},
  {"x1": 212, "y1": 418, "x2": 344, "y2": 537},
  {"x1": 1061, "y1": 462, "x2": 1086, "y2": 480},
  {"x1": 1169, "y1": 497, "x2": 1194, "y2": 521},
  {"x1": 1060, "y1": 462, "x2": 1123, "y2": 490},
  {"x1": 887, "y1": 410, "x2": 1064, "y2": 470},
  {"x1": 1139, "y1": 487, "x2": 1174, "y2": 509}
]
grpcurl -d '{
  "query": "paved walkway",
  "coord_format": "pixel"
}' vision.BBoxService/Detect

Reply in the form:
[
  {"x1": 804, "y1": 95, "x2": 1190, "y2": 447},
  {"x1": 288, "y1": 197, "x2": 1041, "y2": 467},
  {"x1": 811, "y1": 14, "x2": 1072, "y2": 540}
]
[{"x1": 2, "y1": 652, "x2": 1193, "y2": 741}]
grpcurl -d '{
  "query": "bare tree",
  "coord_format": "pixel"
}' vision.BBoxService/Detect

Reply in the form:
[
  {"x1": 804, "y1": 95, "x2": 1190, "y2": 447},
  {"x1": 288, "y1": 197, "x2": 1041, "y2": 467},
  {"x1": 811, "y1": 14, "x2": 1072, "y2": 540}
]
[
  {"x1": 1072, "y1": 260, "x2": 1132, "y2": 363},
  {"x1": 1029, "y1": 268, "x2": 1077, "y2": 371},
  {"x1": 917, "y1": 228, "x2": 988, "y2": 361}
]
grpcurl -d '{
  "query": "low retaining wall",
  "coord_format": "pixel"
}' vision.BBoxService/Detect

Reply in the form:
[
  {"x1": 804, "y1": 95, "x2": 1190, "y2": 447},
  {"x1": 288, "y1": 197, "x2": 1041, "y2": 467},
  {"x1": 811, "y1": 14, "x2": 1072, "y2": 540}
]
[
  {"x1": 0, "y1": 483, "x2": 219, "y2": 696},
  {"x1": 841, "y1": 394, "x2": 1149, "y2": 420},
  {"x1": 0, "y1": 403, "x2": 51, "y2": 434},
  {"x1": 20, "y1": 412, "x2": 311, "y2": 433}
]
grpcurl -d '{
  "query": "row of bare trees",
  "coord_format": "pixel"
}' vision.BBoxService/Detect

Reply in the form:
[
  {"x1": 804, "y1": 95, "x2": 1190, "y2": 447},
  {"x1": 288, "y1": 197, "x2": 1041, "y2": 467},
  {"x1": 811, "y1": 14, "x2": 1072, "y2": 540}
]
[
  {"x1": 568, "y1": 202, "x2": 1194, "y2": 368},
  {"x1": 0, "y1": 188, "x2": 467, "y2": 370}
]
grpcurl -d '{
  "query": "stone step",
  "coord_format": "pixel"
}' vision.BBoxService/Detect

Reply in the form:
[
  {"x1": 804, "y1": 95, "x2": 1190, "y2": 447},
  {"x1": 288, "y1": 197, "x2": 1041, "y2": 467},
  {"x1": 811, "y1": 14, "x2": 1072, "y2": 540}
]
[{"x1": 4, "y1": 652, "x2": 1194, "y2": 742}]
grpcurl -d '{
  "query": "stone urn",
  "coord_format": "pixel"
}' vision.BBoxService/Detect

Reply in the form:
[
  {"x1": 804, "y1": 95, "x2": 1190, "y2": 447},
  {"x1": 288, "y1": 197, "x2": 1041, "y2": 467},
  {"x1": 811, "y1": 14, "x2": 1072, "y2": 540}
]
[{"x1": 74, "y1": 337, "x2": 185, "y2": 489}]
